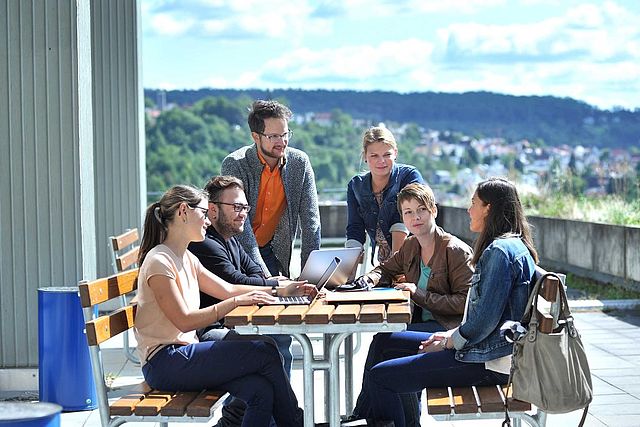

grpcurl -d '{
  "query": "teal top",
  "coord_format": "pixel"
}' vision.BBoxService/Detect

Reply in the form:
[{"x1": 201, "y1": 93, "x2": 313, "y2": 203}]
[{"x1": 417, "y1": 261, "x2": 433, "y2": 322}]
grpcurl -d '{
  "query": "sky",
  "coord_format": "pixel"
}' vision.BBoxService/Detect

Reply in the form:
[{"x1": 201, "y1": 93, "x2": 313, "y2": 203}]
[{"x1": 141, "y1": 0, "x2": 640, "y2": 111}]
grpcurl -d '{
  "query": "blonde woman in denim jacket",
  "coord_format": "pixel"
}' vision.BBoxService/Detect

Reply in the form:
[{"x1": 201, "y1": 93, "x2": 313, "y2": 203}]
[
  {"x1": 365, "y1": 177, "x2": 539, "y2": 426},
  {"x1": 346, "y1": 126, "x2": 424, "y2": 264}
]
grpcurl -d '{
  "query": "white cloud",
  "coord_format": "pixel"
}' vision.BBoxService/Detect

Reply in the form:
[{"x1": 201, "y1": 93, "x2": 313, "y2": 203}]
[
  {"x1": 437, "y1": 3, "x2": 640, "y2": 63},
  {"x1": 149, "y1": 12, "x2": 195, "y2": 36},
  {"x1": 257, "y1": 39, "x2": 435, "y2": 85}
]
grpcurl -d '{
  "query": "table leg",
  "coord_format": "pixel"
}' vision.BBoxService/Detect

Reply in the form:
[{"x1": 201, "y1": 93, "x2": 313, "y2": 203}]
[
  {"x1": 328, "y1": 332, "x2": 350, "y2": 427},
  {"x1": 344, "y1": 334, "x2": 354, "y2": 413},
  {"x1": 291, "y1": 333, "x2": 315, "y2": 427},
  {"x1": 323, "y1": 333, "x2": 331, "y2": 422}
]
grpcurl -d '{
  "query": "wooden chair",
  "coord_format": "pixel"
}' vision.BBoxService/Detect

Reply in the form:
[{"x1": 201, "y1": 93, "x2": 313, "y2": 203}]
[
  {"x1": 109, "y1": 228, "x2": 140, "y2": 364},
  {"x1": 79, "y1": 269, "x2": 227, "y2": 427},
  {"x1": 425, "y1": 266, "x2": 564, "y2": 427}
]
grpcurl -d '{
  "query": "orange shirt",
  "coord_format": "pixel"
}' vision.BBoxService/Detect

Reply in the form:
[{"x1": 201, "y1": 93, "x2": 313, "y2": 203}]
[{"x1": 253, "y1": 152, "x2": 287, "y2": 247}]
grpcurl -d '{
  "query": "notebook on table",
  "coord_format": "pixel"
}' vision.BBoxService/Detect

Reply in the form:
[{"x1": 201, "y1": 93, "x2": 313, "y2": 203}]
[
  {"x1": 323, "y1": 288, "x2": 408, "y2": 304},
  {"x1": 298, "y1": 247, "x2": 362, "y2": 288},
  {"x1": 272, "y1": 256, "x2": 341, "y2": 306}
]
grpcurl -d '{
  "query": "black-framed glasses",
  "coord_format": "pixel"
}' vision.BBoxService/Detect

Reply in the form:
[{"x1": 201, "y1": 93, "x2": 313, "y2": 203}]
[
  {"x1": 190, "y1": 206, "x2": 209, "y2": 218},
  {"x1": 215, "y1": 202, "x2": 251, "y2": 213},
  {"x1": 258, "y1": 130, "x2": 293, "y2": 142}
]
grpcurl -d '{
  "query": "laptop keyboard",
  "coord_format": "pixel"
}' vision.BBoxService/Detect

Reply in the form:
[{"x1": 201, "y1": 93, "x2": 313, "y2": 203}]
[{"x1": 275, "y1": 296, "x2": 311, "y2": 305}]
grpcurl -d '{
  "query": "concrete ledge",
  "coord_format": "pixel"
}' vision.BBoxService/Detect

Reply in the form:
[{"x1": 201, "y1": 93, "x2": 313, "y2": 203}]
[
  {"x1": 569, "y1": 299, "x2": 640, "y2": 312},
  {"x1": 0, "y1": 369, "x2": 37, "y2": 393}
]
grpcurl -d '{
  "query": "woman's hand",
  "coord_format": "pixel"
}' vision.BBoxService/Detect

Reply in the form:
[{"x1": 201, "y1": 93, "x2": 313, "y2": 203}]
[
  {"x1": 394, "y1": 282, "x2": 417, "y2": 295},
  {"x1": 417, "y1": 330, "x2": 454, "y2": 354},
  {"x1": 233, "y1": 290, "x2": 277, "y2": 306},
  {"x1": 280, "y1": 280, "x2": 318, "y2": 298}
]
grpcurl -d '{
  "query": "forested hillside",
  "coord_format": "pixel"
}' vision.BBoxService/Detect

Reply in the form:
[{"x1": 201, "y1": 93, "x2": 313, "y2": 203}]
[
  {"x1": 145, "y1": 88, "x2": 640, "y2": 149},
  {"x1": 145, "y1": 96, "x2": 379, "y2": 196}
]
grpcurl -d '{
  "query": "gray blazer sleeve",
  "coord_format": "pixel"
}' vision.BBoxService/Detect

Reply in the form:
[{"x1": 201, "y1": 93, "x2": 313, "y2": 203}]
[
  {"x1": 298, "y1": 155, "x2": 321, "y2": 270},
  {"x1": 220, "y1": 156, "x2": 271, "y2": 276}
]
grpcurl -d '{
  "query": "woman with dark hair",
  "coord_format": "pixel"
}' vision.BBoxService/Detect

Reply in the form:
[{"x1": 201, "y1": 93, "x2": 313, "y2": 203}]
[
  {"x1": 134, "y1": 185, "x2": 315, "y2": 427},
  {"x1": 364, "y1": 177, "x2": 539, "y2": 426}
]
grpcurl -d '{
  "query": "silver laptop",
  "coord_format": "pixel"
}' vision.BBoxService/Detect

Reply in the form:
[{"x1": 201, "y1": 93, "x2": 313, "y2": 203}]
[
  {"x1": 298, "y1": 247, "x2": 362, "y2": 288},
  {"x1": 273, "y1": 256, "x2": 341, "y2": 305}
]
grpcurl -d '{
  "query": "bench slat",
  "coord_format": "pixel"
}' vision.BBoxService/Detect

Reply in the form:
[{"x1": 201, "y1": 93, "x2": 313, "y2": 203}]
[
  {"x1": 110, "y1": 392, "x2": 146, "y2": 416},
  {"x1": 475, "y1": 385, "x2": 506, "y2": 413},
  {"x1": 331, "y1": 304, "x2": 361, "y2": 324},
  {"x1": 502, "y1": 386, "x2": 531, "y2": 412},
  {"x1": 252, "y1": 305, "x2": 285, "y2": 325},
  {"x1": 86, "y1": 304, "x2": 137, "y2": 346},
  {"x1": 225, "y1": 306, "x2": 260, "y2": 326},
  {"x1": 116, "y1": 245, "x2": 140, "y2": 272},
  {"x1": 540, "y1": 275, "x2": 559, "y2": 302},
  {"x1": 426, "y1": 388, "x2": 452, "y2": 415},
  {"x1": 133, "y1": 391, "x2": 174, "y2": 416},
  {"x1": 386, "y1": 301, "x2": 412, "y2": 323},
  {"x1": 278, "y1": 305, "x2": 309, "y2": 324},
  {"x1": 111, "y1": 228, "x2": 139, "y2": 251},
  {"x1": 186, "y1": 390, "x2": 226, "y2": 417},
  {"x1": 359, "y1": 304, "x2": 385, "y2": 323},
  {"x1": 160, "y1": 391, "x2": 200, "y2": 416},
  {"x1": 450, "y1": 387, "x2": 479, "y2": 414},
  {"x1": 79, "y1": 269, "x2": 138, "y2": 307}
]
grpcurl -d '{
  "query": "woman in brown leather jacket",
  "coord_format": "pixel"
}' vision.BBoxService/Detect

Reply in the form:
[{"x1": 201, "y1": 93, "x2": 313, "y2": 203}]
[{"x1": 350, "y1": 182, "x2": 474, "y2": 426}]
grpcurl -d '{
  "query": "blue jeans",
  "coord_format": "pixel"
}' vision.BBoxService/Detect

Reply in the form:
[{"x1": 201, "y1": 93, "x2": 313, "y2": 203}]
[
  {"x1": 259, "y1": 242, "x2": 282, "y2": 276},
  {"x1": 142, "y1": 340, "x2": 303, "y2": 427},
  {"x1": 352, "y1": 321, "x2": 444, "y2": 426},
  {"x1": 366, "y1": 331, "x2": 509, "y2": 426}
]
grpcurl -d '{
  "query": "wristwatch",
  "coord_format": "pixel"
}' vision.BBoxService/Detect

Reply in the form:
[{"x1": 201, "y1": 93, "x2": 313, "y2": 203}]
[{"x1": 271, "y1": 285, "x2": 278, "y2": 296}]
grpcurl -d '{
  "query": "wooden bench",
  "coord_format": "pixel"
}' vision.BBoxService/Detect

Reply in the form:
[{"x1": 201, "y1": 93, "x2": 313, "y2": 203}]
[
  {"x1": 108, "y1": 228, "x2": 141, "y2": 365},
  {"x1": 425, "y1": 266, "x2": 563, "y2": 427},
  {"x1": 79, "y1": 269, "x2": 227, "y2": 427}
]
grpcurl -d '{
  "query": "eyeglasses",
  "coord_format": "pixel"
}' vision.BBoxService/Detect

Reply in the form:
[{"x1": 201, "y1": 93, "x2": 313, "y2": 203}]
[
  {"x1": 190, "y1": 206, "x2": 209, "y2": 218},
  {"x1": 215, "y1": 202, "x2": 252, "y2": 213},
  {"x1": 258, "y1": 130, "x2": 293, "y2": 142}
]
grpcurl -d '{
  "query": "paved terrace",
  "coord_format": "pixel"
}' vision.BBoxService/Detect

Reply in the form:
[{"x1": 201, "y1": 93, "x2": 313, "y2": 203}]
[{"x1": 2, "y1": 307, "x2": 640, "y2": 426}]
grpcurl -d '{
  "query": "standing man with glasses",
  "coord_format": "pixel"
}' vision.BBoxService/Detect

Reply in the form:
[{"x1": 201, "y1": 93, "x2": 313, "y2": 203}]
[
  {"x1": 188, "y1": 175, "x2": 306, "y2": 427},
  {"x1": 221, "y1": 99, "x2": 321, "y2": 279}
]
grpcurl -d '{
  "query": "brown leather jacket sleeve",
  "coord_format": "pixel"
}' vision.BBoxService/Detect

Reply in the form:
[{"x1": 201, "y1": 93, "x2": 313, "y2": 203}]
[
  {"x1": 416, "y1": 243, "x2": 473, "y2": 317},
  {"x1": 362, "y1": 242, "x2": 410, "y2": 286}
]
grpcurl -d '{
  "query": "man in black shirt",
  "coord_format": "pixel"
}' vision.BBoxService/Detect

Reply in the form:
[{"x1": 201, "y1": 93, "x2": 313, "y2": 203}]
[{"x1": 189, "y1": 175, "x2": 301, "y2": 427}]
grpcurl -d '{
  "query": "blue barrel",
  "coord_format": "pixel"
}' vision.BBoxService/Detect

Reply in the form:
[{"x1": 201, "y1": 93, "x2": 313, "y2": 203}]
[
  {"x1": 38, "y1": 287, "x2": 97, "y2": 411},
  {"x1": 0, "y1": 402, "x2": 62, "y2": 426}
]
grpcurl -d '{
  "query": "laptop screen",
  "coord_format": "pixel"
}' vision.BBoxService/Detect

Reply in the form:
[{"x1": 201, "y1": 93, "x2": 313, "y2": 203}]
[{"x1": 315, "y1": 256, "x2": 341, "y2": 291}]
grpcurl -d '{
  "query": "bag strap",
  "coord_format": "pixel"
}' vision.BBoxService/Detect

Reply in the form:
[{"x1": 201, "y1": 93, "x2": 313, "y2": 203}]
[{"x1": 521, "y1": 271, "x2": 572, "y2": 328}]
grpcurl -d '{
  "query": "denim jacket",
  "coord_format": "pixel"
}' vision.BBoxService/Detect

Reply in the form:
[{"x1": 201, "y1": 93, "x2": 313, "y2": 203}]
[
  {"x1": 345, "y1": 163, "x2": 423, "y2": 256},
  {"x1": 450, "y1": 237, "x2": 536, "y2": 363}
]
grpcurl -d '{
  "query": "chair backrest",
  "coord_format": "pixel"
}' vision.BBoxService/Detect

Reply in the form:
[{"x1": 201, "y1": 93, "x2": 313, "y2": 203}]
[
  {"x1": 110, "y1": 228, "x2": 140, "y2": 273},
  {"x1": 79, "y1": 269, "x2": 139, "y2": 346},
  {"x1": 532, "y1": 265, "x2": 566, "y2": 334}
]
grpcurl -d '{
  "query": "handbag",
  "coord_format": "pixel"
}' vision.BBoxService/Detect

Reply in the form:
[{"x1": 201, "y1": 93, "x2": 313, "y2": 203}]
[{"x1": 503, "y1": 271, "x2": 593, "y2": 427}]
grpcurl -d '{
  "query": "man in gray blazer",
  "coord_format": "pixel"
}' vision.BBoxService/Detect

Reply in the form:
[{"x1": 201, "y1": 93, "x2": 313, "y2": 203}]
[{"x1": 221, "y1": 100, "x2": 321, "y2": 278}]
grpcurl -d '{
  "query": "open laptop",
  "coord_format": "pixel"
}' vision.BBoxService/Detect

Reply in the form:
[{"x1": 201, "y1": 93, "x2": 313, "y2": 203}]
[
  {"x1": 272, "y1": 256, "x2": 341, "y2": 305},
  {"x1": 298, "y1": 247, "x2": 362, "y2": 288}
]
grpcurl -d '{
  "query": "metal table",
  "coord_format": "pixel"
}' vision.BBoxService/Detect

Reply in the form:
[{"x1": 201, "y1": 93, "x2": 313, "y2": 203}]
[{"x1": 230, "y1": 301, "x2": 410, "y2": 427}]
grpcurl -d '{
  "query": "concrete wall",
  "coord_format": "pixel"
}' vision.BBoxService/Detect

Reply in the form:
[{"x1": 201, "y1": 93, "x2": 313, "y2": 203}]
[
  {"x1": 319, "y1": 204, "x2": 640, "y2": 289},
  {"x1": 439, "y1": 206, "x2": 640, "y2": 291}
]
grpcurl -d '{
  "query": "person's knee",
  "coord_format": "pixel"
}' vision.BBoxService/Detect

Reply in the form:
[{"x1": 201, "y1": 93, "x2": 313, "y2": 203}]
[{"x1": 235, "y1": 375, "x2": 274, "y2": 409}]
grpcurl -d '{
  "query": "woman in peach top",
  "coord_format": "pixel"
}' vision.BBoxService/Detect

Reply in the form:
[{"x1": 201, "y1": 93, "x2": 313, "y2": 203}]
[{"x1": 134, "y1": 185, "x2": 316, "y2": 427}]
